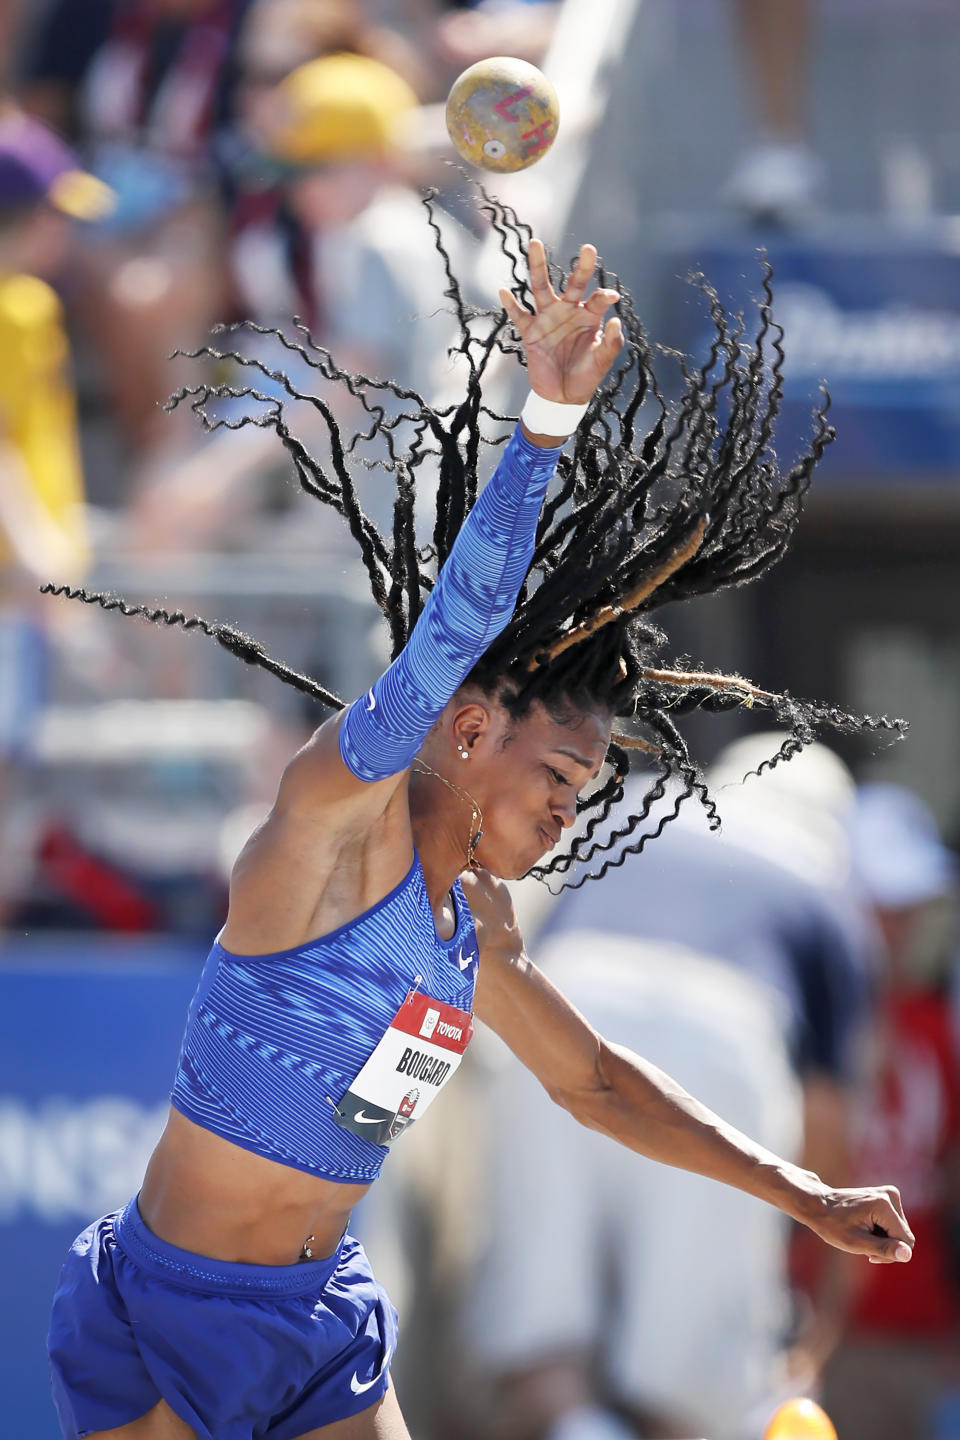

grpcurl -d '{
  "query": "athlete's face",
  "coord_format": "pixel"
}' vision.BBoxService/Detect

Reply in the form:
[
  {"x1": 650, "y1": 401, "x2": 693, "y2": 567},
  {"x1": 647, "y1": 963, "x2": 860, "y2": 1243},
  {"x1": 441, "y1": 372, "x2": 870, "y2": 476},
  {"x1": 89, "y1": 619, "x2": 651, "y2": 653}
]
[{"x1": 463, "y1": 700, "x2": 611, "y2": 880}]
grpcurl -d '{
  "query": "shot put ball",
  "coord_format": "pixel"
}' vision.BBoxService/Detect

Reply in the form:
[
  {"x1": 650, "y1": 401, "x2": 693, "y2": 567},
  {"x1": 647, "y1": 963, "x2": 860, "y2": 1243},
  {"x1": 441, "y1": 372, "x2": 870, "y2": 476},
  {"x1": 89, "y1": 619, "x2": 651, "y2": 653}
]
[{"x1": 445, "y1": 56, "x2": 559, "y2": 172}]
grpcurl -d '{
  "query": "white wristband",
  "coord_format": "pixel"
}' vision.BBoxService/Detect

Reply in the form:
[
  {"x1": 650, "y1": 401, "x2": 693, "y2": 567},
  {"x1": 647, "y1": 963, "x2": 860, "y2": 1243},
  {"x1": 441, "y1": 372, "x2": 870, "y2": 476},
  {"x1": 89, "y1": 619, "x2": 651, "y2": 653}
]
[{"x1": 520, "y1": 390, "x2": 589, "y2": 438}]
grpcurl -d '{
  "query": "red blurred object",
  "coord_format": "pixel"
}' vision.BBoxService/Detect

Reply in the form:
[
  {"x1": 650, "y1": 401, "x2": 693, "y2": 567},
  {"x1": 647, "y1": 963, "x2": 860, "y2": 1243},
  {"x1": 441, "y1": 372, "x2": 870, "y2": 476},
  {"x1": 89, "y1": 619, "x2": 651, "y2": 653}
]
[{"x1": 38, "y1": 824, "x2": 160, "y2": 931}]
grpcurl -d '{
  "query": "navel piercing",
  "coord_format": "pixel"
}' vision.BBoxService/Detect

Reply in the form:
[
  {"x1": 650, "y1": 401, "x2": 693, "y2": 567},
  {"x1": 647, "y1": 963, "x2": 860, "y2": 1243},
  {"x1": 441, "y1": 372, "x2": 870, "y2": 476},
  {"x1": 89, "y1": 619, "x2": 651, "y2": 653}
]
[{"x1": 301, "y1": 1234, "x2": 315, "y2": 1260}]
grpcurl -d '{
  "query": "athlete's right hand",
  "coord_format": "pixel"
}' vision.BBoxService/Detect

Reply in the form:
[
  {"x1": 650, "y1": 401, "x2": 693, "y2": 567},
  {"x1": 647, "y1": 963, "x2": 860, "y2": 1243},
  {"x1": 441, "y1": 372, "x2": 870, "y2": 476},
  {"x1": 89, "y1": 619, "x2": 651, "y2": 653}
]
[{"x1": 499, "y1": 239, "x2": 623, "y2": 406}]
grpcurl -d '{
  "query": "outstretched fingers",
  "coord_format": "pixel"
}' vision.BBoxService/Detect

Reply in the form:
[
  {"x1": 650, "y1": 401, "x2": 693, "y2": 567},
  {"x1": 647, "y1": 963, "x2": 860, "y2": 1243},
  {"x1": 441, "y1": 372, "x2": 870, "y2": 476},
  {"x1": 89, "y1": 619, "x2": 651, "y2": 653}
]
[
  {"x1": 501, "y1": 240, "x2": 620, "y2": 333},
  {"x1": 584, "y1": 285, "x2": 622, "y2": 316},
  {"x1": 499, "y1": 289, "x2": 620, "y2": 351},
  {"x1": 527, "y1": 237, "x2": 559, "y2": 312},
  {"x1": 559, "y1": 243, "x2": 598, "y2": 307},
  {"x1": 499, "y1": 285, "x2": 534, "y2": 336},
  {"x1": 595, "y1": 314, "x2": 624, "y2": 368},
  {"x1": 500, "y1": 237, "x2": 624, "y2": 398}
]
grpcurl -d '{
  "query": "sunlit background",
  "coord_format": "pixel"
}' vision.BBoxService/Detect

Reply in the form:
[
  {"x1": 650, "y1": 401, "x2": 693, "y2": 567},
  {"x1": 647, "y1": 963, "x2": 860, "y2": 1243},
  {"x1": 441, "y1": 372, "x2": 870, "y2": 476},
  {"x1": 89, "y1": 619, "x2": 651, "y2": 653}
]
[{"x1": 2, "y1": 2, "x2": 960, "y2": 1437}]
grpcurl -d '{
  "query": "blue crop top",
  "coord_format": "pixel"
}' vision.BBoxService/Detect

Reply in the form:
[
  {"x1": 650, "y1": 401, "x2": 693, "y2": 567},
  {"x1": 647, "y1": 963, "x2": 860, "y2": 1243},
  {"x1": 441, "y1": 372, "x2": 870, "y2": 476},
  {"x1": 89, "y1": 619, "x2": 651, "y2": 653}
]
[
  {"x1": 170, "y1": 422, "x2": 565, "y2": 1182},
  {"x1": 172, "y1": 853, "x2": 479, "y2": 1183}
]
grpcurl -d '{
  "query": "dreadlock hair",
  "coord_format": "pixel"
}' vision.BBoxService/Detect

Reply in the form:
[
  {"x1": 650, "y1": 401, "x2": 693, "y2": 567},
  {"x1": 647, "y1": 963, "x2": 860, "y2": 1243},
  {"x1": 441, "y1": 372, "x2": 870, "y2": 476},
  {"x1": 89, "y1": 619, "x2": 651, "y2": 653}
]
[{"x1": 43, "y1": 186, "x2": 906, "y2": 890}]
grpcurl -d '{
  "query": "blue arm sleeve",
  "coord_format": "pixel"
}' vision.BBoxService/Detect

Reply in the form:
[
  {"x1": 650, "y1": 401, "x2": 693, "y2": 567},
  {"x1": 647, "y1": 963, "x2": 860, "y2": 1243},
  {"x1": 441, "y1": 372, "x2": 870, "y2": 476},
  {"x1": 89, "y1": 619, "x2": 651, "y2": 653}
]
[{"x1": 339, "y1": 423, "x2": 562, "y2": 782}]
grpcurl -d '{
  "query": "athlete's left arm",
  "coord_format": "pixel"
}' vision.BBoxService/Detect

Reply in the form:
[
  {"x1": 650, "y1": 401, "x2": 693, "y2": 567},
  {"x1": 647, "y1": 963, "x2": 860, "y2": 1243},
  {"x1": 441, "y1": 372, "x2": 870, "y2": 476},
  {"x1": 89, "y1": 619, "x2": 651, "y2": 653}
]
[{"x1": 468, "y1": 871, "x2": 916, "y2": 1267}]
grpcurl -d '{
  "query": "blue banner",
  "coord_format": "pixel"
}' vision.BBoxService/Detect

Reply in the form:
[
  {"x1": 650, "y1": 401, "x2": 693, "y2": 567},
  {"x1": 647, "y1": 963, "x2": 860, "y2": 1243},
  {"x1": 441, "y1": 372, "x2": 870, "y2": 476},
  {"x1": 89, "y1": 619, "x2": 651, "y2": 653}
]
[
  {"x1": 0, "y1": 938, "x2": 202, "y2": 1438},
  {"x1": 658, "y1": 226, "x2": 960, "y2": 481}
]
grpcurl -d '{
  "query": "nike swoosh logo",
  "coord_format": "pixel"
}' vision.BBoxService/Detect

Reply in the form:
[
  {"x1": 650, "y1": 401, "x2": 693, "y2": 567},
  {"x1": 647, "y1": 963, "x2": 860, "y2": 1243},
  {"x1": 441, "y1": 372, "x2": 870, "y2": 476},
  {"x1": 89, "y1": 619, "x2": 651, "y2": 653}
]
[
  {"x1": 350, "y1": 1348, "x2": 394, "y2": 1395},
  {"x1": 456, "y1": 947, "x2": 475, "y2": 971},
  {"x1": 352, "y1": 1110, "x2": 384, "y2": 1125},
  {"x1": 365, "y1": 689, "x2": 377, "y2": 712}
]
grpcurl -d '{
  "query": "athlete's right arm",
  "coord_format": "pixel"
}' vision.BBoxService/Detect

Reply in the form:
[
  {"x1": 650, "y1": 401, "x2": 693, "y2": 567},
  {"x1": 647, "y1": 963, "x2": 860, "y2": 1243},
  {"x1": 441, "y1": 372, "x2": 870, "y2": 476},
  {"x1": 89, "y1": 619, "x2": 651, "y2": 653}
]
[
  {"x1": 470, "y1": 875, "x2": 916, "y2": 1269},
  {"x1": 277, "y1": 239, "x2": 623, "y2": 822},
  {"x1": 339, "y1": 423, "x2": 562, "y2": 772},
  {"x1": 273, "y1": 422, "x2": 561, "y2": 822}
]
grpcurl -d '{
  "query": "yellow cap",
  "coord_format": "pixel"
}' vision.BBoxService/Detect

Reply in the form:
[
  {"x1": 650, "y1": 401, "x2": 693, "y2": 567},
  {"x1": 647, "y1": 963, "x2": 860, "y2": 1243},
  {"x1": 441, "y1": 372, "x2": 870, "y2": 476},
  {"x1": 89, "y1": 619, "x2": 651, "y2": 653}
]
[{"x1": 268, "y1": 53, "x2": 419, "y2": 167}]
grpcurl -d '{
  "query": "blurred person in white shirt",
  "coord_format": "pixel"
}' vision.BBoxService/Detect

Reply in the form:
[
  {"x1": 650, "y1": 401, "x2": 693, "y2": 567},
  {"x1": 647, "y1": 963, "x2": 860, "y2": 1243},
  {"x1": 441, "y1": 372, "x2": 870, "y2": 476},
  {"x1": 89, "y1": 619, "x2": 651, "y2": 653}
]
[
  {"x1": 126, "y1": 50, "x2": 476, "y2": 554},
  {"x1": 460, "y1": 736, "x2": 874, "y2": 1439}
]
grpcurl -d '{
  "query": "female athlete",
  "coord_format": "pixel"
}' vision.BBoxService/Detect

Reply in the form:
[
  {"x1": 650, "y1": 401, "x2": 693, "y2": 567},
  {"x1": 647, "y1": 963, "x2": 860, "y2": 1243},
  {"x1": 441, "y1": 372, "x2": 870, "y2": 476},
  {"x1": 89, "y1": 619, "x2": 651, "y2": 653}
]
[{"x1": 46, "y1": 213, "x2": 913, "y2": 1440}]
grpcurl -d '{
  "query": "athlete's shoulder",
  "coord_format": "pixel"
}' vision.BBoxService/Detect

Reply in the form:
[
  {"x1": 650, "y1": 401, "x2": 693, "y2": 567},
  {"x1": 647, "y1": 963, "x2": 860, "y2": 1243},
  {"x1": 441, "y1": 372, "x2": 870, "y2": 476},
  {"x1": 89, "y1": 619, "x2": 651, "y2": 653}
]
[{"x1": 275, "y1": 707, "x2": 409, "y2": 827}]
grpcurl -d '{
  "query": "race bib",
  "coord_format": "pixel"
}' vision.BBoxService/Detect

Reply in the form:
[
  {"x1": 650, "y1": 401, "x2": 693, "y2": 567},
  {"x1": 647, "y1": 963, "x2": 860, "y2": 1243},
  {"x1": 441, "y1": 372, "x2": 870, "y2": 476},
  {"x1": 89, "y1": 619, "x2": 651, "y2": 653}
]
[{"x1": 333, "y1": 990, "x2": 473, "y2": 1147}]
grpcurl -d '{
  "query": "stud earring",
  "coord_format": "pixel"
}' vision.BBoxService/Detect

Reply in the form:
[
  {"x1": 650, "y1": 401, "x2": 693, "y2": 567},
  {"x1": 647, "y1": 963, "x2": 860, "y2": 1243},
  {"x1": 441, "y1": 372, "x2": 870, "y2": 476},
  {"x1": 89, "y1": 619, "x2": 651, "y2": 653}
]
[{"x1": 457, "y1": 742, "x2": 470, "y2": 761}]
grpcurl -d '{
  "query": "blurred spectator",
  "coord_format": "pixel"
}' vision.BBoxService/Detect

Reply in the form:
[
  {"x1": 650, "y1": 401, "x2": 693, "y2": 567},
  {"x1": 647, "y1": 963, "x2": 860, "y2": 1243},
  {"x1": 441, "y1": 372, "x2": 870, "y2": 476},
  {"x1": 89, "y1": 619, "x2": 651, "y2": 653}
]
[
  {"x1": 20, "y1": 0, "x2": 249, "y2": 153},
  {"x1": 0, "y1": 110, "x2": 106, "y2": 588},
  {"x1": 235, "y1": 0, "x2": 432, "y2": 109},
  {"x1": 18, "y1": 0, "x2": 254, "y2": 455},
  {"x1": 231, "y1": 49, "x2": 463, "y2": 377},
  {"x1": 0, "y1": 107, "x2": 111, "y2": 918},
  {"x1": 0, "y1": 0, "x2": 34, "y2": 89},
  {"x1": 725, "y1": 0, "x2": 822, "y2": 225},
  {"x1": 821, "y1": 783, "x2": 960, "y2": 1440},
  {"x1": 360, "y1": 1, "x2": 558, "y2": 87},
  {"x1": 434, "y1": 1, "x2": 558, "y2": 73},
  {"x1": 465, "y1": 934, "x2": 801, "y2": 1440},
  {"x1": 462, "y1": 736, "x2": 874, "y2": 1438},
  {"x1": 544, "y1": 737, "x2": 872, "y2": 1185},
  {"x1": 126, "y1": 49, "x2": 476, "y2": 554}
]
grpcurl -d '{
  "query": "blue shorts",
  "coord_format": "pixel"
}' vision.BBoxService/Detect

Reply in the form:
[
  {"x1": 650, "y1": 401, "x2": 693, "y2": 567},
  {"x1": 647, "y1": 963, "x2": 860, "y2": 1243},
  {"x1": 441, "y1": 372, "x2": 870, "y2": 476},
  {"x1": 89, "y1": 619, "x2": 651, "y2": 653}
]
[{"x1": 48, "y1": 1199, "x2": 397, "y2": 1440}]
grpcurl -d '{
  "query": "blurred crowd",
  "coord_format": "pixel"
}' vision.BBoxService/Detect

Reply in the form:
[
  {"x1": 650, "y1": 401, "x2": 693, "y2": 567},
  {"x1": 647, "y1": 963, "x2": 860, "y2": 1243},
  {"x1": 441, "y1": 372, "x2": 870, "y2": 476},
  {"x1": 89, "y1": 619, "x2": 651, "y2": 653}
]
[
  {"x1": 0, "y1": 0, "x2": 559, "y2": 937},
  {"x1": 2, "y1": 3, "x2": 960, "y2": 1440},
  {"x1": 448, "y1": 751, "x2": 960, "y2": 1440}
]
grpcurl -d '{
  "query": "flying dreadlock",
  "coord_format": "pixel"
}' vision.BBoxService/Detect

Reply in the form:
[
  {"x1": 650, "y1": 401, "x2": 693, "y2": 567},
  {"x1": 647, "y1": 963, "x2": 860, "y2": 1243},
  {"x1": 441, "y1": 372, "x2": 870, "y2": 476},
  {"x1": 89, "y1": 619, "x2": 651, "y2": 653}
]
[{"x1": 42, "y1": 187, "x2": 906, "y2": 890}]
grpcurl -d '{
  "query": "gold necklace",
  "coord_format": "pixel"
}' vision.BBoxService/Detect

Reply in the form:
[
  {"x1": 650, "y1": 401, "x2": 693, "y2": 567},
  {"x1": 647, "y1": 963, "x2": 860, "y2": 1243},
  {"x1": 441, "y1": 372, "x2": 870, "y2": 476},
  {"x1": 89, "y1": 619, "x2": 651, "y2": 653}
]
[{"x1": 411, "y1": 759, "x2": 484, "y2": 871}]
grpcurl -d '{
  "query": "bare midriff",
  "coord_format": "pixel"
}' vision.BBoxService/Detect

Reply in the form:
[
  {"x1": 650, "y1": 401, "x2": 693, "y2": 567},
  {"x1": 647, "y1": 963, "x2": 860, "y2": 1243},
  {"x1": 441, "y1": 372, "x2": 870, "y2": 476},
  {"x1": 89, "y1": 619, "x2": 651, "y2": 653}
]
[{"x1": 138, "y1": 1107, "x2": 373, "y2": 1267}]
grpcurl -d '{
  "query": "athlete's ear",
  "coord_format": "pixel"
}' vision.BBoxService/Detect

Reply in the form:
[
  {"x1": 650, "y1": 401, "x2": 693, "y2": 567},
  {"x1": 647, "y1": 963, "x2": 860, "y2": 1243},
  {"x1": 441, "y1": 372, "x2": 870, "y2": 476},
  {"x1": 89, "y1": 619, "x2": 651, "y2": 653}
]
[{"x1": 449, "y1": 697, "x2": 497, "y2": 757}]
